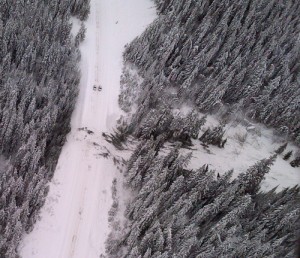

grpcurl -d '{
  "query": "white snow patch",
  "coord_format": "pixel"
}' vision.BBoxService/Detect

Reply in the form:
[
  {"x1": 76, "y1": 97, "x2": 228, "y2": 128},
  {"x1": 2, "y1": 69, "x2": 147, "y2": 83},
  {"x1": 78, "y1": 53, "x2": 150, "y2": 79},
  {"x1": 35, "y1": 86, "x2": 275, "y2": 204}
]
[
  {"x1": 180, "y1": 115, "x2": 300, "y2": 192},
  {"x1": 179, "y1": 103, "x2": 193, "y2": 116},
  {"x1": 70, "y1": 17, "x2": 81, "y2": 37}
]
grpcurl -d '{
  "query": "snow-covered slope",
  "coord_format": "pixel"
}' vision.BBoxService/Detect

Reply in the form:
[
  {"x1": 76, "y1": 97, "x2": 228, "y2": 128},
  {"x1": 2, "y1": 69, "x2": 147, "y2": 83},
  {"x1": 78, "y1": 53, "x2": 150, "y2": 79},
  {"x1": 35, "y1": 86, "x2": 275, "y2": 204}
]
[
  {"x1": 181, "y1": 115, "x2": 300, "y2": 192},
  {"x1": 19, "y1": 1, "x2": 156, "y2": 257}
]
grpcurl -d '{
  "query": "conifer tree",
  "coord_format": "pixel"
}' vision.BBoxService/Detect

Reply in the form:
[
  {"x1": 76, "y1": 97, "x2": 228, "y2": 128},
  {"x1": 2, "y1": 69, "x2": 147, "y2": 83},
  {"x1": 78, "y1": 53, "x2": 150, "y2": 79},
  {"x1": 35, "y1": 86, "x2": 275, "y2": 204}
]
[
  {"x1": 283, "y1": 150, "x2": 293, "y2": 161},
  {"x1": 237, "y1": 155, "x2": 277, "y2": 195},
  {"x1": 275, "y1": 142, "x2": 288, "y2": 155}
]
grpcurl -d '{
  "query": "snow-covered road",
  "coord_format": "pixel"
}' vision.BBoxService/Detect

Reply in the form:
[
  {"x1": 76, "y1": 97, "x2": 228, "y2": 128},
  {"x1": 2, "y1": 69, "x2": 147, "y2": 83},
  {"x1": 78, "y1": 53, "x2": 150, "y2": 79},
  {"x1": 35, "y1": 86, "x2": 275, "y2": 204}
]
[{"x1": 19, "y1": 1, "x2": 155, "y2": 257}]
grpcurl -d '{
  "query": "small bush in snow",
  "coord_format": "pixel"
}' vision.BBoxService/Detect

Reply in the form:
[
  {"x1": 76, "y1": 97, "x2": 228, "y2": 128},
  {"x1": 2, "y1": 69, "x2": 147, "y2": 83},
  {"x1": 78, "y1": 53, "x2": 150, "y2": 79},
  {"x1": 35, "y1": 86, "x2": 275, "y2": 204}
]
[{"x1": 290, "y1": 156, "x2": 300, "y2": 168}]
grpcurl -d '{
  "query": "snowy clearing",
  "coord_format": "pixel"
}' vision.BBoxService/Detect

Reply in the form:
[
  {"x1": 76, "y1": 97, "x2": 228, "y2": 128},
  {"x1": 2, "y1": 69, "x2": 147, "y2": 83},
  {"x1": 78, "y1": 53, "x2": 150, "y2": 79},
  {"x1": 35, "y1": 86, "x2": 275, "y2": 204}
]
[
  {"x1": 19, "y1": 1, "x2": 155, "y2": 258},
  {"x1": 174, "y1": 114, "x2": 300, "y2": 192}
]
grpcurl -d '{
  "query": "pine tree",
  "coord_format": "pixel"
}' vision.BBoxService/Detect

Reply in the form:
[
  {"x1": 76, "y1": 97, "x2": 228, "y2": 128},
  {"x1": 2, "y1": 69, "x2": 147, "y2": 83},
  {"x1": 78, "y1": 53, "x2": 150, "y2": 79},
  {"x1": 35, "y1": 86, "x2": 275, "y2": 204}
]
[
  {"x1": 283, "y1": 150, "x2": 293, "y2": 161},
  {"x1": 275, "y1": 142, "x2": 288, "y2": 155},
  {"x1": 237, "y1": 155, "x2": 277, "y2": 195}
]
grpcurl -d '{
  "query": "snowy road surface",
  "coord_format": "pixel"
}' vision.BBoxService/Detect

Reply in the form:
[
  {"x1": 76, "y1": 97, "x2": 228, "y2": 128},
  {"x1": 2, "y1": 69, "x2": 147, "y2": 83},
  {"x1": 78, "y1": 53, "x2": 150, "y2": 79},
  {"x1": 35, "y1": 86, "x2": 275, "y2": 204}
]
[{"x1": 19, "y1": 0, "x2": 155, "y2": 257}]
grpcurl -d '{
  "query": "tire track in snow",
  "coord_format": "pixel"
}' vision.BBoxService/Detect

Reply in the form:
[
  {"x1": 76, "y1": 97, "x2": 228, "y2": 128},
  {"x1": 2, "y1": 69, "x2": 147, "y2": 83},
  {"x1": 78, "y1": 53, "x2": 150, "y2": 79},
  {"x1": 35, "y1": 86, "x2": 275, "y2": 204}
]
[
  {"x1": 68, "y1": 1, "x2": 108, "y2": 256},
  {"x1": 95, "y1": 1, "x2": 100, "y2": 85}
]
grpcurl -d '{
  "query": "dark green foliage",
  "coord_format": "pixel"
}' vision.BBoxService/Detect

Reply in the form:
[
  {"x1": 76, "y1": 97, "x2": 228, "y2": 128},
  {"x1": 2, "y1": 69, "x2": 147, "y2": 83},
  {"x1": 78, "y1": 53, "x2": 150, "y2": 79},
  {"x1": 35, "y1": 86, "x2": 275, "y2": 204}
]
[
  {"x1": 290, "y1": 156, "x2": 300, "y2": 168},
  {"x1": 106, "y1": 141, "x2": 299, "y2": 257},
  {"x1": 75, "y1": 22, "x2": 87, "y2": 47},
  {"x1": 123, "y1": 0, "x2": 300, "y2": 145},
  {"x1": 284, "y1": 150, "x2": 293, "y2": 161},
  {"x1": 112, "y1": 0, "x2": 300, "y2": 256},
  {"x1": 69, "y1": 0, "x2": 91, "y2": 21},
  {"x1": 275, "y1": 142, "x2": 288, "y2": 155},
  {"x1": 236, "y1": 154, "x2": 277, "y2": 195},
  {"x1": 102, "y1": 130, "x2": 127, "y2": 150},
  {"x1": 128, "y1": 107, "x2": 206, "y2": 146},
  {"x1": 0, "y1": 0, "x2": 90, "y2": 257},
  {"x1": 199, "y1": 124, "x2": 227, "y2": 148}
]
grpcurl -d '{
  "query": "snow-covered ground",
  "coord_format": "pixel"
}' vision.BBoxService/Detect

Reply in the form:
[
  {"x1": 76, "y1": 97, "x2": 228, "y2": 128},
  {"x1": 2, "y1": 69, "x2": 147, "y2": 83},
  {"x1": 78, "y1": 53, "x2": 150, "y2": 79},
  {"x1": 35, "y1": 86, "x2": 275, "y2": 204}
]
[
  {"x1": 177, "y1": 114, "x2": 300, "y2": 192},
  {"x1": 19, "y1": 1, "x2": 156, "y2": 258}
]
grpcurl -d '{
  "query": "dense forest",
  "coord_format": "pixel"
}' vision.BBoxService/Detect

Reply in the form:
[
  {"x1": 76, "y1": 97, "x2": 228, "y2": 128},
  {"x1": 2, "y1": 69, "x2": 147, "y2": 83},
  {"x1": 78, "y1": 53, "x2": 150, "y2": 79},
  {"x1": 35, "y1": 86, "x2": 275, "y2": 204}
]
[
  {"x1": 0, "y1": 0, "x2": 89, "y2": 257},
  {"x1": 107, "y1": 140, "x2": 299, "y2": 257},
  {"x1": 107, "y1": 0, "x2": 300, "y2": 257},
  {"x1": 122, "y1": 0, "x2": 300, "y2": 145}
]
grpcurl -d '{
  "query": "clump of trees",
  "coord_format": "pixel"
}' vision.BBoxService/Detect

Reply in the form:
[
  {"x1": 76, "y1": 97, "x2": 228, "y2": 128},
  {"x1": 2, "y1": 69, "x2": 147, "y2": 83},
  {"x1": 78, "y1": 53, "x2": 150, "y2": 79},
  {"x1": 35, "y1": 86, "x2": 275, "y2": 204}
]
[
  {"x1": 274, "y1": 143, "x2": 300, "y2": 167},
  {"x1": 0, "y1": 0, "x2": 90, "y2": 257},
  {"x1": 199, "y1": 124, "x2": 227, "y2": 148},
  {"x1": 129, "y1": 108, "x2": 206, "y2": 146},
  {"x1": 290, "y1": 156, "x2": 300, "y2": 167},
  {"x1": 75, "y1": 22, "x2": 87, "y2": 47},
  {"x1": 106, "y1": 139, "x2": 299, "y2": 257}
]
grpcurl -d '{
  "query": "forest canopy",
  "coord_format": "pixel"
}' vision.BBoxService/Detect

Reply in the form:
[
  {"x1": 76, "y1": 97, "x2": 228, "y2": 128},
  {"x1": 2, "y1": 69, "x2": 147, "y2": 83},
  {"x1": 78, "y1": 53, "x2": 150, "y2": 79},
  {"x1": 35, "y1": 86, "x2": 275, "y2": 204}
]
[
  {"x1": 0, "y1": 0, "x2": 90, "y2": 257},
  {"x1": 108, "y1": 0, "x2": 300, "y2": 257}
]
